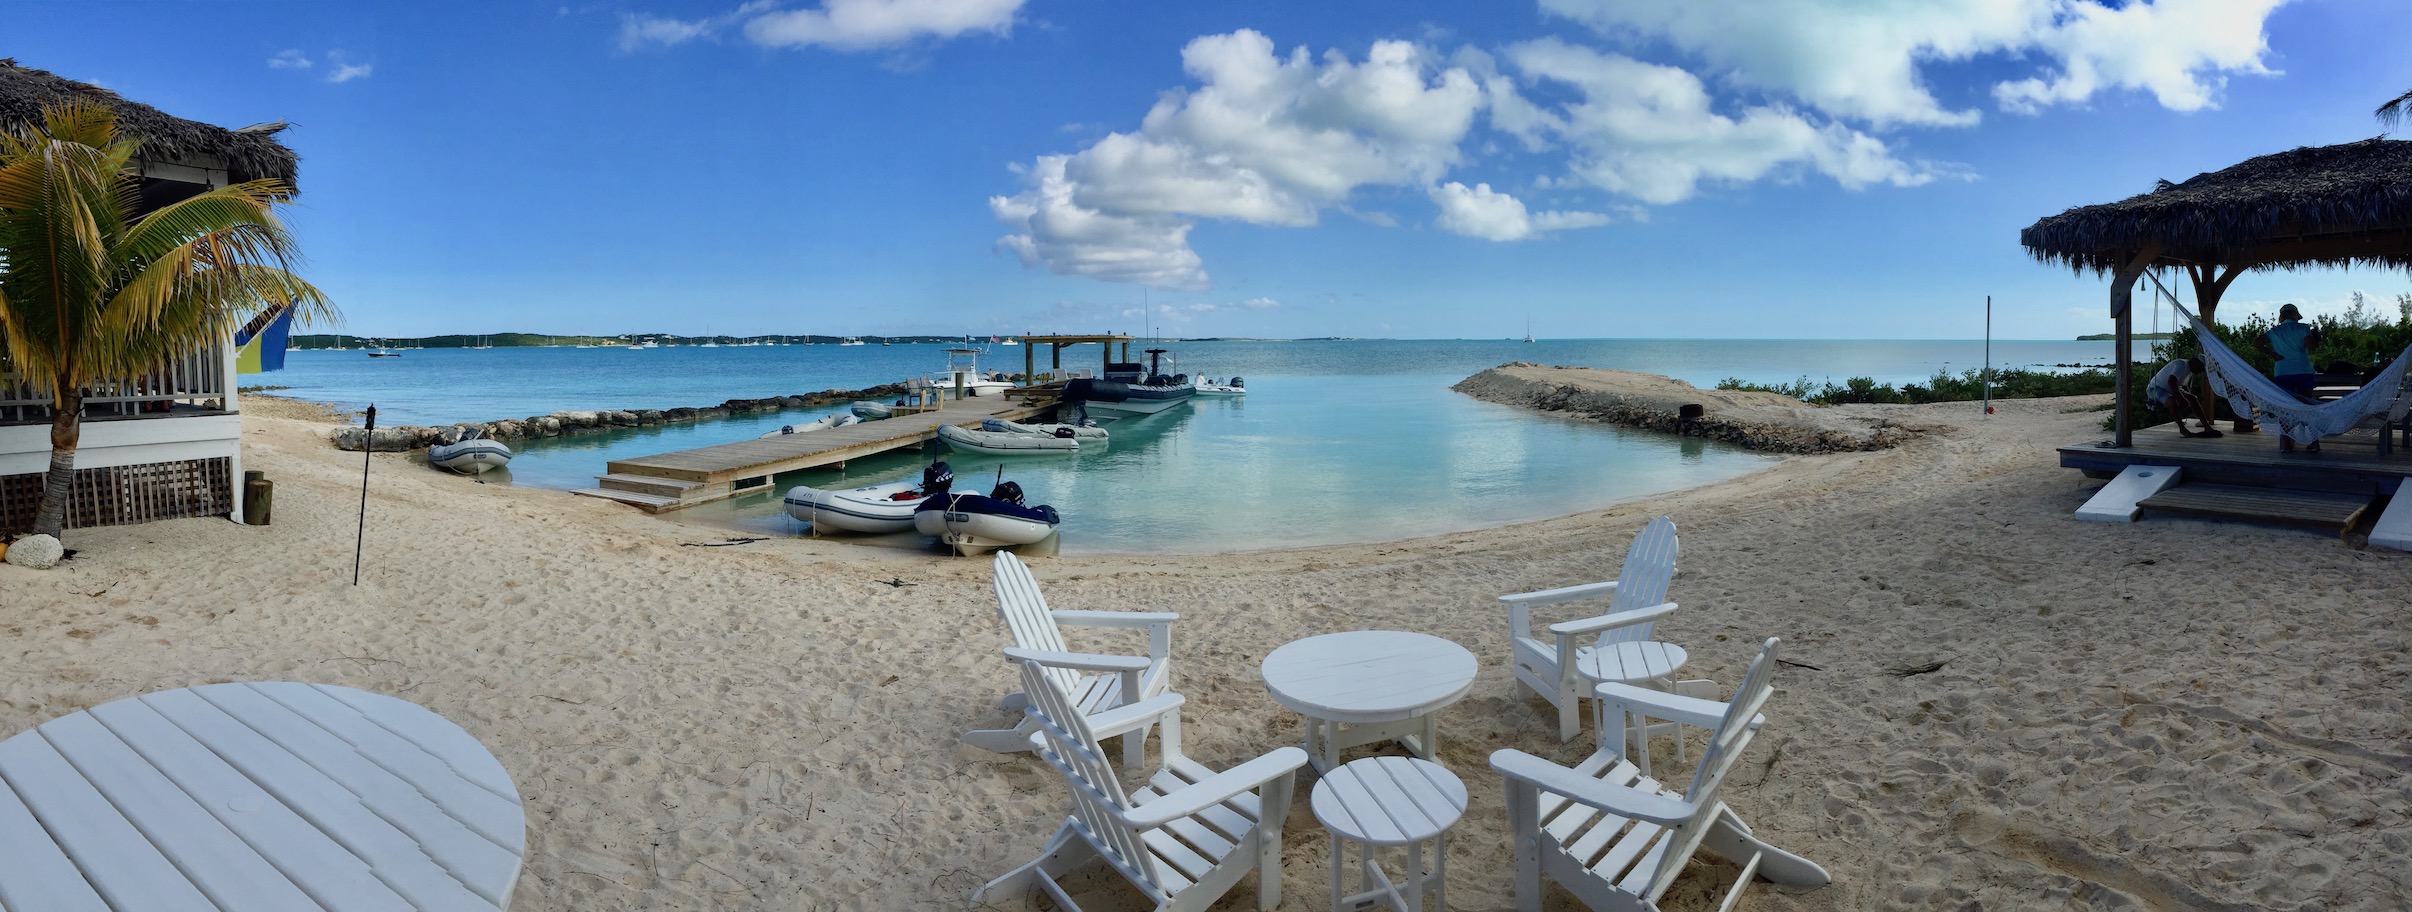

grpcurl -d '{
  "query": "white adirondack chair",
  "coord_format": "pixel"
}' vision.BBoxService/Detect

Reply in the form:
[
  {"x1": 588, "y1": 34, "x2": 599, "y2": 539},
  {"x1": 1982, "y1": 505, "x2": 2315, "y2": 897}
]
[
  {"x1": 1501, "y1": 515, "x2": 1690, "y2": 741},
  {"x1": 963, "y1": 552, "x2": 1176, "y2": 769},
  {"x1": 1489, "y1": 638, "x2": 1830, "y2": 912},
  {"x1": 975, "y1": 647, "x2": 1310, "y2": 912}
]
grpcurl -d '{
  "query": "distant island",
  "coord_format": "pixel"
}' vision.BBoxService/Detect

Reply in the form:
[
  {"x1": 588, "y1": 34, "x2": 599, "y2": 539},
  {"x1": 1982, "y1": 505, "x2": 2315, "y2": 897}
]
[
  {"x1": 2077, "y1": 332, "x2": 2174, "y2": 341},
  {"x1": 289, "y1": 333, "x2": 1298, "y2": 349}
]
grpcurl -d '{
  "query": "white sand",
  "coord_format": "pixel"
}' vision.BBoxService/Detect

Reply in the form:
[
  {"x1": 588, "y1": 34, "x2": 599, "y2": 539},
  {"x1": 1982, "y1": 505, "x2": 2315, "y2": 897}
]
[{"x1": 5, "y1": 391, "x2": 2409, "y2": 910}]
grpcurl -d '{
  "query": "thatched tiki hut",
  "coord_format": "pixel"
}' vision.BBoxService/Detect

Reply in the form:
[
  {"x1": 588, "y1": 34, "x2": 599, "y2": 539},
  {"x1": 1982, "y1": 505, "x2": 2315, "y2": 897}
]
[
  {"x1": 2021, "y1": 139, "x2": 2412, "y2": 447},
  {"x1": 0, "y1": 59, "x2": 301, "y2": 535}
]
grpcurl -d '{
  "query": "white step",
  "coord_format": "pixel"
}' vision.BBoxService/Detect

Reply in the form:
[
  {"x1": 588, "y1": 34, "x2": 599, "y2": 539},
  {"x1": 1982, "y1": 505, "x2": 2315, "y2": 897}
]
[
  {"x1": 2075, "y1": 464, "x2": 2182, "y2": 523},
  {"x1": 2372, "y1": 493, "x2": 2412, "y2": 552}
]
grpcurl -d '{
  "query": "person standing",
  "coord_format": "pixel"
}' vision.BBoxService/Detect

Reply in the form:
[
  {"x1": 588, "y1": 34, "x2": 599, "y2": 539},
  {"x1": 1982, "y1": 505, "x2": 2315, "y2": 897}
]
[{"x1": 2264, "y1": 303, "x2": 2323, "y2": 452}]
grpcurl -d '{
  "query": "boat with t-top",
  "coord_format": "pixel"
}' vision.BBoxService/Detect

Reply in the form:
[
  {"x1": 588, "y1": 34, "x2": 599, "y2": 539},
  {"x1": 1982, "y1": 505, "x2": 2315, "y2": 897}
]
[{"x1": 1062, "y1": 347, "x2": 1195, "y2": 419}]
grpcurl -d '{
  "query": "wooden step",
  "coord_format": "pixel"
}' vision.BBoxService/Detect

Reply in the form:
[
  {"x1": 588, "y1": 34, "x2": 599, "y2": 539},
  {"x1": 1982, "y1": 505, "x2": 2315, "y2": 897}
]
[
  {"x1": 2137, "y1": 483, "x2": 2373, "y2": 533},
  {"x1": 569, "y1": 487, "x2": 679, "y2": 512},
  {"x1": 595, "y1": 473, "x2": 707, "y2": 498}
]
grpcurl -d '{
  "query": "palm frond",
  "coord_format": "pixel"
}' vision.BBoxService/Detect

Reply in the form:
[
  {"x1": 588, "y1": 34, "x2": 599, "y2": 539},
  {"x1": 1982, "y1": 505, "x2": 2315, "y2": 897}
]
[{"x1": 2381, "y1": 89, "x2": 2412, "y2": 128}]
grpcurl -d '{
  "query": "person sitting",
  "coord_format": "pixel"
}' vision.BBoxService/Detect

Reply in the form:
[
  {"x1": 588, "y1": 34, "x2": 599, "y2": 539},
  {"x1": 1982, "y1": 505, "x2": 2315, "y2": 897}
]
[
  {"x1": 2147, "y1": 357, "x2": 2220, "y2": 438},
  {"x1": 2262, "y1": 303, "x2": 2324, "y2": 452}
]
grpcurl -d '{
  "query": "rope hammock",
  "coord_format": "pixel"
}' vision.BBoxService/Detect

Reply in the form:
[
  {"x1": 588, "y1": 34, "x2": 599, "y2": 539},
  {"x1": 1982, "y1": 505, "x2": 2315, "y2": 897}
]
[{"x1": 2172, "y1": 301, "x2": 2412, "y2": 445}]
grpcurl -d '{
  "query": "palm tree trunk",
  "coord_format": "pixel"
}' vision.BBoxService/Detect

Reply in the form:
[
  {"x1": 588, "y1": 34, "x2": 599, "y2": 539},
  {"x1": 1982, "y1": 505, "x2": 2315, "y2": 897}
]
[{"x1": 32, "y1": 389, "x2": 82, "y2": 538}]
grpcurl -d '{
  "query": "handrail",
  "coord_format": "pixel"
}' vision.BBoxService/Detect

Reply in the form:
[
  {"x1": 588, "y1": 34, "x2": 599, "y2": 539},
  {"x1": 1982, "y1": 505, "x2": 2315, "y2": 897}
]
[{"x1": 0, "y1": 339, "x2": 230, "y2": 424}]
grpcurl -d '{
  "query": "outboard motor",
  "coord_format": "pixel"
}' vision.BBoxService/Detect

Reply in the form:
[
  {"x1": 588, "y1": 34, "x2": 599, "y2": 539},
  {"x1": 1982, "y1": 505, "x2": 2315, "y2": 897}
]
[
  {"x1": 991, "y1": 480, "x2": 1026, "y2": 505},
  {"x1": 1230, "y1": 376, "x2": 1243, "y2": 388},
  {"x1": 1173, "y1": 373, "x2": 1188, "y2": 386},
  {"x1": 923, "y1": 461, "x2": 954, "y2": 495},
  {"x1": 1053, "y1": 427, "x2": 1077, "y2": 439}
]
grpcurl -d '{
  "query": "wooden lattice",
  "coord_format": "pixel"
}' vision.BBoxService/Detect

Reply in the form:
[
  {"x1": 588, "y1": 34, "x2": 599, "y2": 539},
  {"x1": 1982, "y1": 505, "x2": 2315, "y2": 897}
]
[{"x1": 0, "y1": 457, "x2": 231, "y2": 536}]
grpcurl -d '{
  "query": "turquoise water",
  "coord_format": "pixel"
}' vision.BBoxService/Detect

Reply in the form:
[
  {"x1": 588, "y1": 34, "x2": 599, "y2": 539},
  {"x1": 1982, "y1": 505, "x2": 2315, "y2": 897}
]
[{"x1": 267, "y1": 338, "x2": 2138, "y2": 553}]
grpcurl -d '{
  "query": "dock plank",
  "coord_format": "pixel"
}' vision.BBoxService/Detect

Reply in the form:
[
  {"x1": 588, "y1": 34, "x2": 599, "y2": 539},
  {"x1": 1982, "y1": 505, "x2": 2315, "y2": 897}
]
[
  {"x1": 594, "y1": 398, "x2": 1049, "y2": 511},
  {"x1": 2138, "y1": 483, "x2": 2372, "y2": 531}
]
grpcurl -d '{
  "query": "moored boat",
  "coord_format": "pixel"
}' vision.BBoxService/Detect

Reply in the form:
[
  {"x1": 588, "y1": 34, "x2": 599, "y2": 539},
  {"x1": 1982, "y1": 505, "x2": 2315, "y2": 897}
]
[
  {"x1": 1194, "y1": 376, "x2": 1246, "y2": 396},
  {"x1": 913, "y1": 478, "x2": 1061, "y2": 556},
  {"x1": 760, "y1": 414, "x2": 857, "y2": 438},
  {"x1": 983, "y1": 417, "x2": 1108, "y2": 439},
  {"x1": 851, "y1": 400, "x2": 895, "y2": 420},
  {"x1": 929, "y1": 347, "x2": 1015, "y2": 399},
  {"x1": 783, "y1": 463, "x2": 950, "y2": 533},
  {"x1": 938, "y1": 421, "x2": 1079, "y2": 455},
  {"x1": 427, "y1": 435, "x2": 511, "y2": 474},
  {"x1": 1064, "y1": 348, "x2": 1195, "y2": 419}
]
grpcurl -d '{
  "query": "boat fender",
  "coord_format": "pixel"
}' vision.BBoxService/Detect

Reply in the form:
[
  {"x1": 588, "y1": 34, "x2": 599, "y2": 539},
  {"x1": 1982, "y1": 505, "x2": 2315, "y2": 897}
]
[{"x1": 991, "y1": 480, "x2": 1025, "y2": 505}]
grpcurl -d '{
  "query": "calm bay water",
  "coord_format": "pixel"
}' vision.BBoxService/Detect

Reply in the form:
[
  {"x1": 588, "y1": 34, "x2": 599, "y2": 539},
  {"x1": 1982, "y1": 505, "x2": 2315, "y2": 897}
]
[{"x1": 267, "y1": 338, "x2": 2137, "y2": 553}]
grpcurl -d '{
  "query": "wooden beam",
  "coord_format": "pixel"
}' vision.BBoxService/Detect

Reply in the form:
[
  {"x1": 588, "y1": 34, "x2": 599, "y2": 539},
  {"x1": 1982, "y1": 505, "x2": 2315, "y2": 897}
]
[{"x1": 2110, "y1": 242, "x2": 2160, "y2": 448}]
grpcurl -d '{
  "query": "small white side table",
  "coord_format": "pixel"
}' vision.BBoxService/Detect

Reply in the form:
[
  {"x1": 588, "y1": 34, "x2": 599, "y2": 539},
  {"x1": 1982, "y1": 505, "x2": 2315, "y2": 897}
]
[
  {"x1": 1311, "y1": 756, "x2": 1467, "y2": 912},
  {"x1": 1261, "y1": 631, "x2": 1479, "y2": 773}
]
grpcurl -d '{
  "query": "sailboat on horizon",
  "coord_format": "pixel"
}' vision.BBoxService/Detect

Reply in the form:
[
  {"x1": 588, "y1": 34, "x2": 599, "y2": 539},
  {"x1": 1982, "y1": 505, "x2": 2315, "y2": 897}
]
[{"x1": 1523, "y1": 317, "x2": 1534, "y2": 343}]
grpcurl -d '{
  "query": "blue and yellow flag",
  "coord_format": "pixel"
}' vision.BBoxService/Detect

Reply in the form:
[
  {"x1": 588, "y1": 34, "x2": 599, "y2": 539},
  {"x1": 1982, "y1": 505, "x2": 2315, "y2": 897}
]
[{"x1": 235, "y1": 307, "x2": 295, "y2": 374}]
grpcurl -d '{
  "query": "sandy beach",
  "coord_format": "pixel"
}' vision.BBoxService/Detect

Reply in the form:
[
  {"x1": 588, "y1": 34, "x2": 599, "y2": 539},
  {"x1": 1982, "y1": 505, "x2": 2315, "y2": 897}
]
[{"x1": 6, "y1": 386, "x2": 2409, "y2": 911}]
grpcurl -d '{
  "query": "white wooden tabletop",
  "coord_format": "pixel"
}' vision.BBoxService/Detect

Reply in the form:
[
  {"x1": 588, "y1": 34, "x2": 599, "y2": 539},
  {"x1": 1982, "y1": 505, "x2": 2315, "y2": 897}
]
[
  {"x1": 1310, "y1": 756, "x2": 1467, "y2": 846},
  {"x1": 1260, "y1": 631, "x2": 1478, "y2": 723},
  {"x1": 0, "y1": 682, "x2": 526, "y2": 911},
  {"x1": 1576, "y1": 640, "x2": 1688, "y2": 684}
]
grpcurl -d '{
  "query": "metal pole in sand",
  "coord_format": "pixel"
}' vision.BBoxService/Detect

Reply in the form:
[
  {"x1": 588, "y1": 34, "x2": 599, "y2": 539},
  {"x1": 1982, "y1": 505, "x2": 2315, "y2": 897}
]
[
  {"x1": 354, "y1": 404, "x2": 375, "y2": 585},
  {"x1": 1983, "y1": 296, "x2": 1993, "y2": 416}
]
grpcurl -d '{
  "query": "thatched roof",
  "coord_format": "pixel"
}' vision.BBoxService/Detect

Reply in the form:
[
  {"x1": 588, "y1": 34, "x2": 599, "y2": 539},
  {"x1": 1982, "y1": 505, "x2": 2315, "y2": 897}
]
[
  {"x1": 2021, "y1": 138, "x2": 2412, "y2": 274},
  {"x1": 0, "y1": 58, "x2": 298, "y2": 189}
]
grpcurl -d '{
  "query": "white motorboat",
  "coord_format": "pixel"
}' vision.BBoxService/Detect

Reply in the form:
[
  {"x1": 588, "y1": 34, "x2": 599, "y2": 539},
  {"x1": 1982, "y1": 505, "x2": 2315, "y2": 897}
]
[
  {"x1": 1194, "y1": 376, "x2": 1246, "y2": 396},
  {"x1": 851, "y1": 400, "x2": 896, "y2": 420},
  {"x1": 913, "y1": 480, "x2": 1060, "y2": 556},
  {"x1": 427, "y1": 436, "x2": 511, "y2": 474},
  {"x1": 929, "y1": 347, "x2": 1016, "y2": 399},
  {"x1": 983, "y1": 418, "x2": 1107, "y2": 439},
  {"x1": 938, "y1": 422, "x2": 1079, "y2": 455},
  {"x1": 759, "y1": 414, "x2": 857, "y2": 438},
  {"x1": 839, "y1": 337, "x2": 866, "y2": 346},
  {"x1": 1064, "y1": 348, "x2": 1195, "y2": 419},
  {"x1": 784, "y1": 464, "x2": 950, "y2": 534}
]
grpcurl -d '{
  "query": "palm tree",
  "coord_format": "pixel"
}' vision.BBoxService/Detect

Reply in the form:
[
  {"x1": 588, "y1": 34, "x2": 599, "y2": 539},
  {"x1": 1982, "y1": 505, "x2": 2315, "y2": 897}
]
[
  {"x1": 2380, "y1": 89, "x2": 2412, "y2": 128},
  {"x1": 0, "y1": 103, "x2": 331, "y2": 540}
]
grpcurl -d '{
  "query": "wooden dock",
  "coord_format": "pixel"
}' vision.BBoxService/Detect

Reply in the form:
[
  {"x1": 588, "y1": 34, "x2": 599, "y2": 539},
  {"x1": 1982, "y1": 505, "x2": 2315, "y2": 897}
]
[
  {"x1": 2060, "y1": 423, "x2": 2412, "y2": 496},
  {"x1": 573, "y1": 397, "x2": 1050, "y2": 512}
]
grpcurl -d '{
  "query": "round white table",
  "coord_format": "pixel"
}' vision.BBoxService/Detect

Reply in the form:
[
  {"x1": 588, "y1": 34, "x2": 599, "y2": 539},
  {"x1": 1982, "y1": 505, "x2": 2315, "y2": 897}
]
[
  {"x1": 0, "y1": 682, "x2": 525, "y2": 911},
  {"x1": 1311, "y1": 756, "x2": 1467, "y2": 912},
  {"x1": 1261, "y1": 631, "x2": 1478, "y2": 772}
]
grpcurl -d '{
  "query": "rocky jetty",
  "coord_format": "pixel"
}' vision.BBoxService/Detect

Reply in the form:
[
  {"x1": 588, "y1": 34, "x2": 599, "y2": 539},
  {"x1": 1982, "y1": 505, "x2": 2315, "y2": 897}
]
[
  {"x1": 1453, "y1": 363, "x2": 1936, "y2": 453},
  {"x1": 331, "y1": 383, "x2": 910, "y2": 452}
]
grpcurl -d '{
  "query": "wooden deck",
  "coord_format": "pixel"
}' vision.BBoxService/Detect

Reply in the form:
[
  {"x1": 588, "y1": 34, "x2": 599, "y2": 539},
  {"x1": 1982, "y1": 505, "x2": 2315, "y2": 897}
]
[
  {"x1": 2060, "y1": 423, "x2": 2412, "y2": 497},
  {"x1": 574, "y1": 397, "x2": 1050, "y2": 512}
]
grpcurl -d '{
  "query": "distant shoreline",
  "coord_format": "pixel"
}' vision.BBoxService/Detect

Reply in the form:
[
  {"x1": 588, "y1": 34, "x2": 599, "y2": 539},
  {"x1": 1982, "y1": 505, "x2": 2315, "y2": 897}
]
[{"x1": 2076, "y1": 332, "x2": 2174, "y2": 340}]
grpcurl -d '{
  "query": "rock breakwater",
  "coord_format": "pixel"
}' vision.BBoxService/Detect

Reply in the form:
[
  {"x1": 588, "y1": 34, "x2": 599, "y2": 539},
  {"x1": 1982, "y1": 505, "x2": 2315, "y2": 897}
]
[
  {"x1": 331, "y1": 384, "x2": 910, "y2": 452},
  {"x1": 1453, "y1": 363, "x2": 1935, "y2": 453}
]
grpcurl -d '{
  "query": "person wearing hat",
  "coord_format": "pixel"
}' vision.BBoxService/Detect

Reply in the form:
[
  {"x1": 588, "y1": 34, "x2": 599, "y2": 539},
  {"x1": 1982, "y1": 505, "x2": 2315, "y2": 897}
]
[{"x1": 2263, "y1": 303, "x2": 2324, "y2": 452}]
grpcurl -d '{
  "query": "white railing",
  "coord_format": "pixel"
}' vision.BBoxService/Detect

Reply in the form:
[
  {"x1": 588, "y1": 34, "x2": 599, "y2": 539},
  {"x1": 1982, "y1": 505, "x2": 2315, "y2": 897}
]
[{"x1": 0, "y1": 339, "x2": 230, "y2": 424}]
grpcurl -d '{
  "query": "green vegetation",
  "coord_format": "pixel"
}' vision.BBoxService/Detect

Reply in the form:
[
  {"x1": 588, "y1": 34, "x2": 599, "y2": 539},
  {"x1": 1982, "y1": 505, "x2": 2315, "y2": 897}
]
[
  {"x1": 1716, "y1": 367, "x2": 2117, "y2": 405},
  {"x1": 0, "y1": 104, "x2": 331, "y2": 538},
  {"x1": 2132, "y1": 291, "x2": 2412, "y2": 426}
]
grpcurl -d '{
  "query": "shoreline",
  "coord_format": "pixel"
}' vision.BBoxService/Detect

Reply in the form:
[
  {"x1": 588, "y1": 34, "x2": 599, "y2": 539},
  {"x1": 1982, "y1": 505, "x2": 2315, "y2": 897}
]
[{"x1": 9, "y1": 391, "x2": 2406, "y2": 910}]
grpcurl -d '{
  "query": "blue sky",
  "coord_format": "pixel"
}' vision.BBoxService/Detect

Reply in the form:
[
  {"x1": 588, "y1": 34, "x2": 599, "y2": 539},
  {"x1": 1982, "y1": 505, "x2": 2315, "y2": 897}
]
[{"x1": 11, "y1": 0, "x2": 2412, "y2": 340}]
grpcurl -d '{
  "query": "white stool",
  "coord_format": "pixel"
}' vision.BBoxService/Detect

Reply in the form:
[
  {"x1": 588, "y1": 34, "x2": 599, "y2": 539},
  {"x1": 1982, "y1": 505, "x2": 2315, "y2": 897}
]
[{"x1": 1310, "y1": 756, "x2": 1467, "y2": 912}]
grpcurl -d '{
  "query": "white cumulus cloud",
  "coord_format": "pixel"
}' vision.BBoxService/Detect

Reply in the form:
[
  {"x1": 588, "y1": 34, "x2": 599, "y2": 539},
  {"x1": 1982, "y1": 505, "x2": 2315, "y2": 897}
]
[
  {"x1": 1502, "y1": 39, "x2": 1937, "y2": 205},
  {"x1": 1538, "y1": 0, "x2": 2288, "y2": 125},
  {"x1": 327, "y1": 63, "x2": 374, "y2": 84},
  {"x1": 994, "y1": 29, "x2": 1487, "y2": 289},
  {"x1": 1429, "y1": 181, "x2": 1609, "y2": 241},
  {"x1": 267, "y1": 49, "x2": 312, "y2": 70}
]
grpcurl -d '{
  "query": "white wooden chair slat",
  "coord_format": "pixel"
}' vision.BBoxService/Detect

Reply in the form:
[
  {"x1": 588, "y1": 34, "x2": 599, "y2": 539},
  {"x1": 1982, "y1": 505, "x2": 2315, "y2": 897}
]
[
  {"x1": 316, "y1": 687, "x2": 516, "y2": 802},
  {"x1": 195, "y1": 685, "x2": 522, "y2": 906},
  {"x1": 969, "y1": 553, "x2": 1176, "y2": 769},
  {"x1": 1491, "y1": 638, "x2": 1830, "y2": 912},
  {"x1": 242, "y1": 683, "x2": 525, "y2": 853},
  {"x1": 1502, "y1": 516, "x2": 1685, "y2": 741},
  {"x1": 0, "y1": 770, "x2": 111, "y2": 912},
  {"x1": 976, "y1": 648, "x2": 1307, "y2": 912},
  {"x1": 138, "y1": 689, "x2": 499, "y2": 910},
  {"x1": 36, "y1": 712, "x2": 326, "y2": 912},
  {"x1": 0, "y1": 731, "x2": 218, "y2": 912},
  {"x1": 86, "y1": 698, "x2": 417, "y2": 912}
]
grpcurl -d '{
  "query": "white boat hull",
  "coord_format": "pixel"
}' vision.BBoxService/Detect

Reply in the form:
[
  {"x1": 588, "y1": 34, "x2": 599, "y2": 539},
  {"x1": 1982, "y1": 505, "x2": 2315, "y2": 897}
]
[
  {"x1": 983, "y1": 419, "x2": 1108, "y2": 439},
  {"x1": 1078, "y1": 394, "x2": 1191, "y2": 418},
  {"x1": 913, "y1": 501, "x2": 1059, "y2": 556},
  {"x1": 784, "y1": 479, "x2": 925, "y2": 533},
  {"x1": 938, "y1": 423, "x2": 1079, "y2": 455},
  {"x1": 761, "y1": 414, "x2": 856, "y2": 438},
  {"x1": 427, "y1": 439, "x2": 512, "y2": 474}
]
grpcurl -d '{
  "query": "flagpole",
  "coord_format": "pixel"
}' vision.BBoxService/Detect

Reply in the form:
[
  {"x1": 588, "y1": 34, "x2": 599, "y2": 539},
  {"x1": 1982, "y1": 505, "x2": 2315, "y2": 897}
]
[
  {"x1": 1983, "y1": 296, "x2": 1993, "y2": 416},
  {"x1": 354, "y1": 404, "x2": 375, "y2": 585}
]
